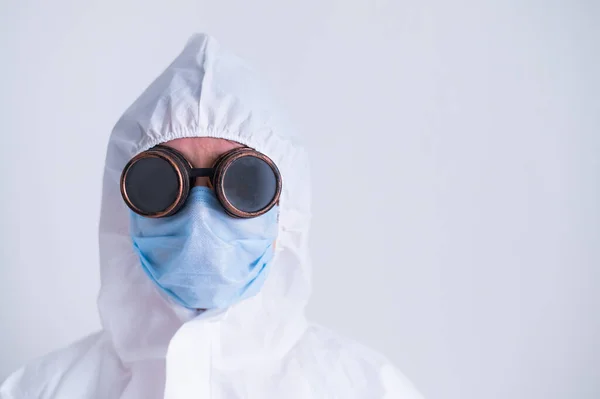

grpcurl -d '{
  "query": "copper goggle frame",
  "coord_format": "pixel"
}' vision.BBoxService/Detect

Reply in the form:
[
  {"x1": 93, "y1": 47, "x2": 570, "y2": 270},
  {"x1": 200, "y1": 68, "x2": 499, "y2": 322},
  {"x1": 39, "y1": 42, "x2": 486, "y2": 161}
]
[{"x1": 120, "y1": 145, "x2": 282, "y2": 219}]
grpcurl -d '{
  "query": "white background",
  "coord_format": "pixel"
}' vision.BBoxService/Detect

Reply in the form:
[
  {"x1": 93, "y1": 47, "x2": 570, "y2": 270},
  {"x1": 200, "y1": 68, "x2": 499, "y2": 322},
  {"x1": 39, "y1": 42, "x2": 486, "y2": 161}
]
[{"x1": 1, "y1": 1, "x2": 598, "y2": 398}]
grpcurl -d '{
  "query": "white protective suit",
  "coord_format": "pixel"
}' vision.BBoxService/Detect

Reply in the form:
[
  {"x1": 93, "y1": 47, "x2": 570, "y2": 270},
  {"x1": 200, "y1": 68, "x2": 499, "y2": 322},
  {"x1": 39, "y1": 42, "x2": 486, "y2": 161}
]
[{"x1": 0, "y1": 33, "x2": 423, "y2": 399}]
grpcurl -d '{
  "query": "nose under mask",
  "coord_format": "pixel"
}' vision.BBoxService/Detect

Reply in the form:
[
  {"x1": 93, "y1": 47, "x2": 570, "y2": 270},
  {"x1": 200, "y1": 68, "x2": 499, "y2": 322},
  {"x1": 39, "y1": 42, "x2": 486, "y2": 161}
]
[{"x1": 129, "y1": 186, "x2": 279, "y2": 309}]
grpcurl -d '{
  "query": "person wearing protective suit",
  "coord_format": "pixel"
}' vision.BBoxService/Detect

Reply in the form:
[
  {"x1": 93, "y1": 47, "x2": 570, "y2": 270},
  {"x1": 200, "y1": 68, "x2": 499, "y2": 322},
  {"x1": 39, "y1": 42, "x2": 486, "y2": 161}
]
[{"x1": 0, "y1": 33, "x2": 424, "y2": 399}]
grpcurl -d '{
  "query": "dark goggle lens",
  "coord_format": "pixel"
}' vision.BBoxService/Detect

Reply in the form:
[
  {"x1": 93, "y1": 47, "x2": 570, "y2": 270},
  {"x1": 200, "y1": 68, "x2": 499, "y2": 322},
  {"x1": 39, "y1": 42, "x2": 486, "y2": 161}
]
[
  {"x1": 125, "y1": 156, "x2": 180, "y2": 214},
  {"x1": 222, "y1": 155, "x2": 278, "y2": 213}
]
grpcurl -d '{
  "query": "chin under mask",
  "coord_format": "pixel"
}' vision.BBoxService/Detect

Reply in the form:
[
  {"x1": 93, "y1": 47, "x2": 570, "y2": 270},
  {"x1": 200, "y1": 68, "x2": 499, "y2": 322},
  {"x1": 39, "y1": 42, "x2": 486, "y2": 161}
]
[{"x1": 129, "y1": 186, "x2": 278, "y2": 309}]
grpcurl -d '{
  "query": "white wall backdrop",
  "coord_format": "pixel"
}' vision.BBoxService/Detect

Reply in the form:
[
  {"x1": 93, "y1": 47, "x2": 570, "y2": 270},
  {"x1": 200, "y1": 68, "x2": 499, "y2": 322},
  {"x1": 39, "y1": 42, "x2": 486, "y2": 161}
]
[{"x1": 1, "y1": 1, "x2": 598, "y2": 399}]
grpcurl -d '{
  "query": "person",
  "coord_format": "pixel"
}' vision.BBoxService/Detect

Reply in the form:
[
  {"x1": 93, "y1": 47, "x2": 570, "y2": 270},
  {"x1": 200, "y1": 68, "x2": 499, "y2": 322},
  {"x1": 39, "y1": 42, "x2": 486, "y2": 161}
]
[{"x1": 0, "y1": 33, "x2": 424, "y2": 399}]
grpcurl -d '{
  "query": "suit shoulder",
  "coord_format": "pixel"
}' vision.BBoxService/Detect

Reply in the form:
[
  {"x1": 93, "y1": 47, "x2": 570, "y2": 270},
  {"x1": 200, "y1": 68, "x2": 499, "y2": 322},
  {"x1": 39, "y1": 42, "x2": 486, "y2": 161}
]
[
  {"x1": 0, "y1": 331, "x2": 122, "y2": 399},
  {"x1": 292, "y1": 324, "x2": 424, "y2": 398},
  {"x1": 298, "y1": 324, "x2": 390, "y2": 367}
]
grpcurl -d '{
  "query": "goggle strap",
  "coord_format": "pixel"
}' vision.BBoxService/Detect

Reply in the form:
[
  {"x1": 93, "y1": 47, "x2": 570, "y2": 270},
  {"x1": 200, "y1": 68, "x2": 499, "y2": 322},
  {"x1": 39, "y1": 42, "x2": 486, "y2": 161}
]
[{"x1": 189, "y1": 168, "x2": 214, "y2": 178}]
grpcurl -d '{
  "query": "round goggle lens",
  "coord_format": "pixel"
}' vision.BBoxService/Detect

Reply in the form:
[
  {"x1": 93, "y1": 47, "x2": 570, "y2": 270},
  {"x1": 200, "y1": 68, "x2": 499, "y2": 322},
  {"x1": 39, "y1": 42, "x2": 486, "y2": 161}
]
[
  {"x1": 222, "y1": 155, "x2": 278, "y2": 213},
  {"x1": 125, "y1": 156, "x2": 180, "y2": 214}
]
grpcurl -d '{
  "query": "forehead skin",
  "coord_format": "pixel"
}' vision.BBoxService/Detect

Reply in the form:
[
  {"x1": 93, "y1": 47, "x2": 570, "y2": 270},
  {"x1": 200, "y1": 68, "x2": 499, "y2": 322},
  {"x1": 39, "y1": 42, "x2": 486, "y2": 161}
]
[
  {"x1": 163, "y1": 137, "x2": 244, "y2": 167},
  {"x1": 162, "y1": 137, "x2": 244, "y2": 186}
]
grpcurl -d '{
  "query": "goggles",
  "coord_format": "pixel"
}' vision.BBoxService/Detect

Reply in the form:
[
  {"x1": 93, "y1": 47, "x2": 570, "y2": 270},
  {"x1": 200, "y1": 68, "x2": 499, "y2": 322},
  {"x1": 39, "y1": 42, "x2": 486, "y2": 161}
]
[{"x1": 120, "y1": 145, "x2": 281, "y2": 218}]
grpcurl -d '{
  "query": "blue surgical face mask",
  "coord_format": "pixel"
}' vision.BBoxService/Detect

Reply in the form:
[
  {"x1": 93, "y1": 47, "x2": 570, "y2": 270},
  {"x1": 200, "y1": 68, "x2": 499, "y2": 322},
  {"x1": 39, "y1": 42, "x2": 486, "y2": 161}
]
[{"x1": 129, "y1": 186, "x2": 278, "y2": 309}]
